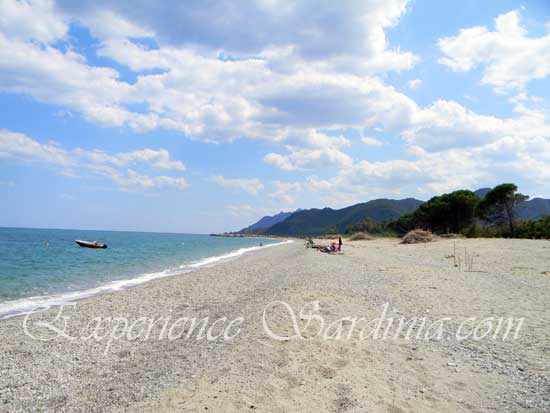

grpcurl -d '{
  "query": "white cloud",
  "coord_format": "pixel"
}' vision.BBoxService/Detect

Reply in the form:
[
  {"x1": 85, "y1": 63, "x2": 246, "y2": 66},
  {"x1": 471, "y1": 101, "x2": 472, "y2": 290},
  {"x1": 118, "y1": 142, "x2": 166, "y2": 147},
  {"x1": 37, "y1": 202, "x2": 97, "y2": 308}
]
[
  {"x1": 264, "y1": 129, "x2": 354, "y2": 171},
  {"x1": 361, "y1": 136, "x2": 383, "y2": 146},
  {"x1": 0, "y1": 129, "x2": 188, "y2": 191},
  {"x1": 0, "y1": 2, "x2": 549, "y2": 202},
  {"x1": 0, "y1": 32, "x2": 134, "y2": 127},
  {"x1": 0, "y1": 0, "x2": 420, "y2": 146},
  {"x1": 210, "y1": 175, "x2": 264, "y2": 195},
  {"x1": 291, "y1": 150, "x2": 484, "y2": 205},
  {"x1": 294, "y1": 123, "x2": 550, "y2": 205},
  {"x1": 407, "y1": 78, "x2": 422, "y2": 89},
  {"x1": 75, "y1": 8, "x2": 152, "y2": 41},
  {"x1": 0, "y1": 0, "x2": 68, "y2": 43},
  {"x1": 75, "y1": 148, "x2": 186, "y2": 171},
  {"x1": 438, "y1": 10, "x2": 550, "y2": 92},
  {"x1": 112, "y1": 169, "x2": 188, "y2": 191},
  {"x1": 58, "y1": 0, "x2": 415, "y2": 71},
  {"x1": 405, "y1": 100, "x2": 506, "y2": 151},
  {"x1": 264, "y1": 146, "x2": 353, "y2": 171},
  {"x1": 263, "y1": 153, "x2": 297, "y2": 171}
]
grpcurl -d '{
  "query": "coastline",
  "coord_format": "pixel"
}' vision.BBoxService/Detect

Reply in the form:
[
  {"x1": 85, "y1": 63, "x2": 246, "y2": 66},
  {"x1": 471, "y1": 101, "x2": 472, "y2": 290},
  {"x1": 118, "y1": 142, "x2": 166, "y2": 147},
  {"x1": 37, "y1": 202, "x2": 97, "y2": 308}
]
[
  {"x1": 1, "y1": 238, "x2": 549, "y2": 412},
  {"x1": 0, "y1": 238, "x2": 293, "y2": 321}
]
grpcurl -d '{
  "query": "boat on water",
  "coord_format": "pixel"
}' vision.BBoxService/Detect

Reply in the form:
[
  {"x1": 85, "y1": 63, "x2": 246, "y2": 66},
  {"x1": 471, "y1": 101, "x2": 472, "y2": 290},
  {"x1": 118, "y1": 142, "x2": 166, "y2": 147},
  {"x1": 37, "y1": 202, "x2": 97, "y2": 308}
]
[{"x1": 75, "y1": 240, "x2": 108, "y2": 249}]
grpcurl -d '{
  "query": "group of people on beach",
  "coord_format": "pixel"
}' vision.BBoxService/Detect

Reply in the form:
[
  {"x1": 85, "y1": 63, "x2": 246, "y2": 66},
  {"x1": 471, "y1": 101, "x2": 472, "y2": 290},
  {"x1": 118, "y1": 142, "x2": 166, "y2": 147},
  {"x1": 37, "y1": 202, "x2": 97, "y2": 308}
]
[
  {"x1": 308, "y1": 236, "x2": 342, "y2": 254},
  {"x1": 322, "y1": 236, "x2": 343, "y2": 253}
]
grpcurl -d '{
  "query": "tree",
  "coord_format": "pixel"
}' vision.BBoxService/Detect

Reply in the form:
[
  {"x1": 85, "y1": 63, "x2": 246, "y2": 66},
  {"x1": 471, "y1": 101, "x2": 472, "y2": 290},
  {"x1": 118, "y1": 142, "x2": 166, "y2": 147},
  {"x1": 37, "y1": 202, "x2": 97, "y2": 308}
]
[
  {"x1": 387, "y1": 190, "x2": 479, "y2": 234},
  {"x1": 475, "y1": 184, "x2": 528, "y2": 237},
  {"x1": 411, "y1": 190, "x2": 479, "y2": 234},
  {"x1": 387, "y1": 213, "x2": 416, "y2": 234}
]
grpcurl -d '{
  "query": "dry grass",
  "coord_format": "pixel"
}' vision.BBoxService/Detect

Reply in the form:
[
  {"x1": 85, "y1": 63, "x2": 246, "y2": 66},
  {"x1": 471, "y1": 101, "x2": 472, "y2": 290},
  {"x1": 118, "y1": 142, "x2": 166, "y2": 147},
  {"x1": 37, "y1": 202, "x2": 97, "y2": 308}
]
[
  {"x1": 348, "y1": 232, "x2": 374, "y2": 241},
  {"x1": 401, "y1": 229, "x2": 436, "y2": 244}
]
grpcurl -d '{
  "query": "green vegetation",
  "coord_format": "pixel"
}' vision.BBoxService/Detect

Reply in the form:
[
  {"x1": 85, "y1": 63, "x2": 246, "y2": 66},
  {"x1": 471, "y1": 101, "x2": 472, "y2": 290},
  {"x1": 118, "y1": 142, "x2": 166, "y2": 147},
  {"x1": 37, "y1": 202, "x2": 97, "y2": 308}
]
[
  {"x1": 515, "y1": 216, "x2": 550, "y2": 239},
  {"x1": 461, "y1": 216, "x2": 550, "y2": 239},
  {"x1": 388, "y1": 190, "x2": 479, "y2": 234},
  {"x1": 386, "y1": 183, "x2": 549, "y2": 240}
]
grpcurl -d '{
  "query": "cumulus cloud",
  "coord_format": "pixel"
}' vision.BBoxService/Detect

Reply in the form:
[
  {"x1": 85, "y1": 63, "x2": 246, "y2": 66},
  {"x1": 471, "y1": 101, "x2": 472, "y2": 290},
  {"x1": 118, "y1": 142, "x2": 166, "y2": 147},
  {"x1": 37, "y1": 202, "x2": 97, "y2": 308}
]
[
  {"x1": 3, "y1": 0, "x2": 507, "y2": 174},
  {"x1": 75, "y1": 148, "x2": 186, "y2": 171},
  {"x1": 405, "y1": 100, "x2": 506, "y2": 151},
  {"x1": 0, "y1": 129, "x2": 188, "y2": 191},
  {"x1": 0, "y1": 0, "x2": 67, "y2": 43},
  {"x1": 0, "y1": 2, "x2": 549, "y2": 201},
  {"x1": 438, "y1": 10, "x2": 550, "y2": 92},
  {"x1": 264, "y1": 146, "x2": 353, "y2": 171},
  {"x1": 0, "y1": 32, "x2": 135, "y2": 127},
  {"x1": 263, "y1": 129, "x2": 354, "y2": 170},
  {"x1": 0, "y1": 0, "x2": 420, "y2": 145},
  {"x1": 263, "y1": 153, "x2": 297, "y2": 171},
  {"x1": 56, "y1": 0, "x2": 415, "y2": 69},
  {"x1": 210, "y1": 175, "x2": 264, "y2": 195},
  {"x1": 295, "y1": 125, "x2": 550, "y2": 206},
  {"x1": 293, "y1": 150, "x2": 484, "y2": 204}
]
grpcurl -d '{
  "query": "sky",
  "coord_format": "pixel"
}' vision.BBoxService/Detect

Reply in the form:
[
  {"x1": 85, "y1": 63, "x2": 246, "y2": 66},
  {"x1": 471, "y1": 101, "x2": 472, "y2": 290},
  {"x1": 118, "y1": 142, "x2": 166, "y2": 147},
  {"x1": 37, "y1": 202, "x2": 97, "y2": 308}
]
[{"x1": 0, "y1": 0, "x2": 549, "y2": 233}]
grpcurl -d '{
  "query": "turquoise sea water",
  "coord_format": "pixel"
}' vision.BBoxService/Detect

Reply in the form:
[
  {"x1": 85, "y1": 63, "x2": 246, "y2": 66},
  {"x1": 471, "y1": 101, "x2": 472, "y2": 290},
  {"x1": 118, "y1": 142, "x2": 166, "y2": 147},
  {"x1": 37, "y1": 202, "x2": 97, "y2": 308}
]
[{"x1": 0, "y1": 227, "x2": 283, "y2": 318}]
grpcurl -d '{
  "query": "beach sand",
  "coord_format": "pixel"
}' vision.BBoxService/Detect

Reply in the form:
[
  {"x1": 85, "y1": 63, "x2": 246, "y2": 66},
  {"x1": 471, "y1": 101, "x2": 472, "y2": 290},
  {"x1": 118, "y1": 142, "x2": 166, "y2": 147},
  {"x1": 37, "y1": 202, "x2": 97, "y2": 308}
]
[{"x1": 1, "y1": 238, "x2": 549, "y2": 412}]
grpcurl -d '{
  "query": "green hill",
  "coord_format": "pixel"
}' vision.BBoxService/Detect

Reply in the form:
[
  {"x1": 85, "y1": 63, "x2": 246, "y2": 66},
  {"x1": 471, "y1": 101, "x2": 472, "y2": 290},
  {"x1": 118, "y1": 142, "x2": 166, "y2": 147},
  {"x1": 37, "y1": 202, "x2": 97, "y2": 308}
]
[{"x1": 264, "y1": 198, "x2": 423, "y2": 236}]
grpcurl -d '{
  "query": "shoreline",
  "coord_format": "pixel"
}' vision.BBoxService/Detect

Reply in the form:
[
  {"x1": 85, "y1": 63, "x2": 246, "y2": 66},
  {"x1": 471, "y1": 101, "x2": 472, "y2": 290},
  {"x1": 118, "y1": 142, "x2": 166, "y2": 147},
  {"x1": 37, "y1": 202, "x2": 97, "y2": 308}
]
[
  {"x1": 1, "y1": 238, "x2": 548, "y2": 412},
  {"x1": 0, "y1": 238, "x2": 294, "y2": 321}
]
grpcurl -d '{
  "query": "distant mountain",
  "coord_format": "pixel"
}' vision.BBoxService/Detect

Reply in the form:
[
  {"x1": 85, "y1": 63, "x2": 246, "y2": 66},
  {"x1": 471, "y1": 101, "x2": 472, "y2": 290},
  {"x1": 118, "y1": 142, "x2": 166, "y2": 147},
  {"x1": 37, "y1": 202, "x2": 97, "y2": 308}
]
[
  {"x1": 474, "y1": 187, "x2": 550, "y2": 220},
  {"x1": 237, "y1": 210, "x2": 299, "y2": 234},
  {"x1": 235, "y1": 189, "x2": 549, "y2": 237},
  {"x1": 265, "y1": 198, "x2": 424, "y2": 236},
  {"x1": 474, "y1": 188, "x2": 491, "y2": 199},
  {"x1": 517, "y1": 198, "x2": 550, "y2": 220}
]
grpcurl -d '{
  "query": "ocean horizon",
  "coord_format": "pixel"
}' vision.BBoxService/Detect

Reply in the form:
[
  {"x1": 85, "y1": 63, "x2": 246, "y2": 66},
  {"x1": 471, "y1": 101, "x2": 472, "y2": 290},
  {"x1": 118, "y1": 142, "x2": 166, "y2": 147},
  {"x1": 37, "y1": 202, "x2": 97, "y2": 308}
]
[{"x1": 0, "y1": 227, "x2": 283, "y2": 319}]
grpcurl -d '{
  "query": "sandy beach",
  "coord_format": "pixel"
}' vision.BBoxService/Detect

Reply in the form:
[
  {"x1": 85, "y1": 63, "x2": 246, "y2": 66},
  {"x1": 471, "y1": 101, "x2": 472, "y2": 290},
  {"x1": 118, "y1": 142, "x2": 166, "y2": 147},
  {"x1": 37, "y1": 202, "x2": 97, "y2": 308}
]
[{"x1": 1, "y1": 238, "x2": 549, "y2": 412}]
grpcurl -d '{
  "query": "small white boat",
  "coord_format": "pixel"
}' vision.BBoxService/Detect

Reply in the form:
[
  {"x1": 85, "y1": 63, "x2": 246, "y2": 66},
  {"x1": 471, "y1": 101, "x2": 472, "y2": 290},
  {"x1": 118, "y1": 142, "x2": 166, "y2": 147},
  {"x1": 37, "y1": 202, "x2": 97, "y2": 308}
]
[{"x1": 75, "y1": 240, "x2": 107, "y2": 249}]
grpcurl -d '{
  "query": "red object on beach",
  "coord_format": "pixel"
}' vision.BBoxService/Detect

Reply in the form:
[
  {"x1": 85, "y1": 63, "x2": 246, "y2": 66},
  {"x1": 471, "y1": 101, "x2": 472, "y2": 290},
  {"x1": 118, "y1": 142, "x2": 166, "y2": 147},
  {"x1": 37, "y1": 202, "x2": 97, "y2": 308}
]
[{"x1": 75, "y1": 240, "x2": 108, "y2": 249}]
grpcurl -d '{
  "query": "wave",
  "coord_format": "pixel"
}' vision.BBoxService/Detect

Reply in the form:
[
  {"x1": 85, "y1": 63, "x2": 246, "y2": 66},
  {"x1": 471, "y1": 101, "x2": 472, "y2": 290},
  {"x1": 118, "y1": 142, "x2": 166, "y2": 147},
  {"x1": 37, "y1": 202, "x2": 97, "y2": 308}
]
[{"x1": 0, "y1": 239, "x2": 293, "y2": 320}]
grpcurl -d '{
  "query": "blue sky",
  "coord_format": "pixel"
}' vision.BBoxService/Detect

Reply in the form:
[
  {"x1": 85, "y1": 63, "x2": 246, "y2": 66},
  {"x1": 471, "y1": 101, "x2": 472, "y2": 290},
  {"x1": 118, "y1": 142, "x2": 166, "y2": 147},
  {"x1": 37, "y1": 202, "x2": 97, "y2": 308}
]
[{"x1": 0, "y1": 0, "x2": 549, "y2": 233}]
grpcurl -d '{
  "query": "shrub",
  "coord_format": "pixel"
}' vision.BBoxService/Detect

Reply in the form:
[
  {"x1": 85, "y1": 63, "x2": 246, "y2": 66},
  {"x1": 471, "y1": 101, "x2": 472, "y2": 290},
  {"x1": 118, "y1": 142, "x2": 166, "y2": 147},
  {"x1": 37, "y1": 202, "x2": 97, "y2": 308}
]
[
  {"x1": 514, "y1": 216, "x2": 550, "y2": 239},
  {"x1": 348, "y1": 232, "x2": 374, "y2": 241},
  {"x1": 401, "y1": 229, "x2": 436, "y2": 244}
]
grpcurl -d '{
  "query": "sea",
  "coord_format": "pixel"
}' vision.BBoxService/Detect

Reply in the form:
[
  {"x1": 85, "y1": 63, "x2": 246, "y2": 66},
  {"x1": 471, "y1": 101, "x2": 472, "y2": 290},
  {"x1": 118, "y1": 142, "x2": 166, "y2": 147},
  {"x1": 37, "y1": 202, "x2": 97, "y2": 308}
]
[{"x1": 0, "y1": 227, "x2": 286, "y2": 319}]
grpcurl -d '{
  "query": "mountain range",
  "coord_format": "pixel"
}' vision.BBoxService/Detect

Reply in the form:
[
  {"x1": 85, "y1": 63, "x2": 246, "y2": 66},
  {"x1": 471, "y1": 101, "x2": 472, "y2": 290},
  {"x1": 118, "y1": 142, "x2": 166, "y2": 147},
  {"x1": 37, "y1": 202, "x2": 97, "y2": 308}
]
[
  {"x1": 237, "y1": 188, "x2": 550, "y2": 237},
  {"x1": 237, "y1": 198, "x2": 423, "y2": 236}
]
